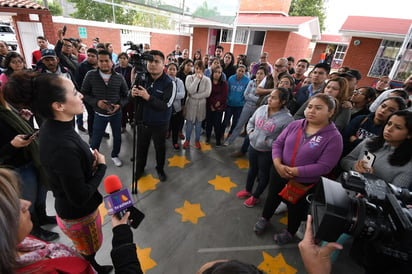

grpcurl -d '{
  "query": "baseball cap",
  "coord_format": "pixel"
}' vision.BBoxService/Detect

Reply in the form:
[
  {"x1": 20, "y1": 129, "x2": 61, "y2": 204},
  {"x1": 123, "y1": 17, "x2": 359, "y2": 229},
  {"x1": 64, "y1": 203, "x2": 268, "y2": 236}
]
[
  {"x1": 41, "y1": 49, "x2": 57, "y2": 59},
  {"x1": 339, "y1": 69, "x2": 361, "y2": 81}
]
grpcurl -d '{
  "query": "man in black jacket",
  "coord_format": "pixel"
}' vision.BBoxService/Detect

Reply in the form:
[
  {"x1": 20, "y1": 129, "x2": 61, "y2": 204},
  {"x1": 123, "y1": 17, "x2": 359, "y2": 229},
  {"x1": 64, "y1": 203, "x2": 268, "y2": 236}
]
[
  {"x1": 131, "y1": 50, "x2": 176, "y2": 181},
  {"x1": 82, "y1": 50, "x2": 129, "y2": 167}
]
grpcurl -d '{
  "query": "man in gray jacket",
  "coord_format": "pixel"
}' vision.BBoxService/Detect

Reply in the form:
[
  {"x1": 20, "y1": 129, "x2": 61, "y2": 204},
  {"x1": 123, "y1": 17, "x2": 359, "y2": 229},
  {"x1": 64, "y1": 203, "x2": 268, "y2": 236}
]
[{"x1": 82, "y1": 50, "x2": 129, "y2": 167}]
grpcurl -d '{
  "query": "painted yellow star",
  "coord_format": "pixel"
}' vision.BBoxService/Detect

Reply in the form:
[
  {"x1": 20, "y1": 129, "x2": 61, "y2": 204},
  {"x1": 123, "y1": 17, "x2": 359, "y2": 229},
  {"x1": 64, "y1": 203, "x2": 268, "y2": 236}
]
[
  {"x1": 279, "y1": 212, "x2": 288, "y2": 225},
  {"x1": 200, "y1": 141, "x2": 212, "y2": 151},
  {"x1": 168, "y1": 155, "x2": 191, "y2": 168},
  {"x1": 136, "y1": 245, "x2": 157, "y2": 273},
  {"x1": 175, "y1": 200, "x2": 205, "y2": 224},
  {"x1": 98, "y1": 202, "x2": 108, "y2": 223},
  {"x1": 138, "y1": 174, "x2": 160, "y2": 194},
  {"x1": 234, "y1": 158, "x2": 249, "y2": 169},
  {"x1": 208, "y1": 175, "x2": 237, "y2": 193},
  {"x1": 257, "y1": 251, "x2": 297, "y2": 274}
]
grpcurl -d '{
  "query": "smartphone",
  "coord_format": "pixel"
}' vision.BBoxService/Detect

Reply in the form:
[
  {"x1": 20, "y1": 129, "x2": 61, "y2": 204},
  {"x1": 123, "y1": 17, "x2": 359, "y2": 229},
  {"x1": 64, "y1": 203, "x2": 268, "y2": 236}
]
[
  {"x1": 62, "y1": 25, "x2": 67, "y2": 36},
  {"x1": 23, "y1": 130, "x2": 39, "y2": 140},
  {"x1": 127, "y1": 206, "x2": 145, "y2": 229},
  {"x1": 362, "y1": 151, "x2": 376, "y2": 169},
  {"x1": 103, "y1": 101, "x2": 114, "y2": 111}
]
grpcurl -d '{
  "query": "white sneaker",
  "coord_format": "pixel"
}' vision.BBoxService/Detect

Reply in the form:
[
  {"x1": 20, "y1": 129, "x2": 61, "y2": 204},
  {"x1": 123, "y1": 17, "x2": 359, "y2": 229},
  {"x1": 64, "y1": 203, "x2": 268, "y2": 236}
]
[
  {"x1": 274, "y1": 201, "x2": 288, "y2": 215},
  {"x1": 111, "y1": 157, "x2": 123, "y2": 167},
  {"x1": 223, "y1": 140, "x2": 230, "y2": 146}
]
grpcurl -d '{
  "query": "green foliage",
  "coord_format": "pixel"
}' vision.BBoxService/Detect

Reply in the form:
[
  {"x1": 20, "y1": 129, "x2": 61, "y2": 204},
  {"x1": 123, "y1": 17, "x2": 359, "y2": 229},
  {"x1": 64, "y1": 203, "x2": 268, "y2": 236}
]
[
  {"x1": 36, "y1": 0, "x2": 63, "y2": 16},
  {"x1": 289, "y1": 0, "x2": 326, "y2": 31},
  {"x1": 68, "y1": 0, "x2": 173, "y2": 29},
  {"x1": 192, "y1": 0, "x2": 220, "y2": 18}
]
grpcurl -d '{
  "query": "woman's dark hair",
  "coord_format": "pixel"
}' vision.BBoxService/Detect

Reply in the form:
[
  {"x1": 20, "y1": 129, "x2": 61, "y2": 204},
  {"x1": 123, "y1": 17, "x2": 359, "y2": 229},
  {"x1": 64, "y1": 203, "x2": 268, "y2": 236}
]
[
  {"x1": 223, "y1": 52, "x2": 235, "y2": 68},
  {"x1": 274, "y1": 87, "x2": 290, "y2": 107},
  {"x1": 194, "y1": 60, "x2": 205, "y2": 71},
  {"x1": 178, "y1": 58, "x2": 193, "y2": 74},
  {"x1": 279, "y1": 74, "x2": 296, "y2": 93},
  {"x1": 211, "y1": 65, "x2": 223, "y2": 83},
  {"x1": 3, "y1": 52, "x2": 25, "y2": 76},
  {"x1": 389, "y1": 89, "x2": 408, "y2": 100},
  {"x1": 117, "y1": 52, "x2": 129, "y2": 59},
  {"x1": 4, "y1": 71, "x2": 66, "y2": 120},
  {"x1": 308, "y1": 93, "x2": 337, "y2": 112},
  {"x1": 166, "y1": 62, "x2": 178, "y2": 71},
  {"x1": 193, "y1": 49, "x2": 202, "y2": 61},
  {"x1": 256, "y1": 65, "x2": 268, "y2": 76},
  {"x1": 380, "y1": 96, "x2": 407, "y2": 111},
  {"x1": 358, "y1": 86, "x2": 376, "y2": 101},
  {"x1": 202, "y1": 260, "x2": 263, "y2": 274},
  {"x1": 367, "y1": 110, "x2": 412, "y2": 166}
]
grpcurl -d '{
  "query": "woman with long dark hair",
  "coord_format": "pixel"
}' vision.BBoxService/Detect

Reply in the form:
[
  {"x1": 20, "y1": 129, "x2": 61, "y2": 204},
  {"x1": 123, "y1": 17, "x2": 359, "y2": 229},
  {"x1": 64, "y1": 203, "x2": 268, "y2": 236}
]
[
  {"x1": 0, "y1": 52, "x2": 26, "y2": 87},
  {"x1": 341, "y1": 110, "x2": 412, "y2": 189},
  {"x1": 4, "y1": 71, "x2": 112, "y2": 273}
]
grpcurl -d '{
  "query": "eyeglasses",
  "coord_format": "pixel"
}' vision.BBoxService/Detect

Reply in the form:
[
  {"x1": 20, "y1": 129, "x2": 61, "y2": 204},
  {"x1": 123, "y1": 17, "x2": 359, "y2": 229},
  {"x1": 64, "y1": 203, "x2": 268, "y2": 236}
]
[
  {"x1": 260, "y1": 56, "x2": 267, "y2": 59},
  {"x1": 378, "y1": 79, "x2": 389, "y2": 84},
  {"x1": 352, "y1": 90, "x2": 365, "y2": 96},
  {"x1": 63, "y1": 44, "x2": 72, "y2": 48},
  {"x1": 274, "y1": 64, "x2": 286, "y2": 68}
]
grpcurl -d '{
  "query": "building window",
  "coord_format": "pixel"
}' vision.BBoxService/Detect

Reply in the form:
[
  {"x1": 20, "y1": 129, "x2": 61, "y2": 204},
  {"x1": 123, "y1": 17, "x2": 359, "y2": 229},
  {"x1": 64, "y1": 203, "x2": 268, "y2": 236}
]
[
  {"x1": 220, "y1": 29, "x2": 248, "y2": 44},
  {"x1": 332, "y1": 44, "x2": 347, "y2": 68},
  {"x1": 368, "y1": 40, "x2": 412, "y2": 81}
]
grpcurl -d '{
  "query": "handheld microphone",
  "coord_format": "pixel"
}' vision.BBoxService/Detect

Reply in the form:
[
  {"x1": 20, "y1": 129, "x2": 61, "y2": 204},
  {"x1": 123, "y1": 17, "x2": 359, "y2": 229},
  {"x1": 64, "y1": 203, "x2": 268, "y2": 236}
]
[{"x1": 103, "y1": 175, "x2": 133, "y2": 220}]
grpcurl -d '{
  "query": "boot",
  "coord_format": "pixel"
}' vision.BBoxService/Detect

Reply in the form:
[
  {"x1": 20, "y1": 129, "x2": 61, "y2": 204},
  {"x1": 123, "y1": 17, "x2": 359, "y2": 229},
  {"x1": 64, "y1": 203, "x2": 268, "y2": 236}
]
[{"x1": 83, "y1": 253, "x2": 113, "y2": 274}]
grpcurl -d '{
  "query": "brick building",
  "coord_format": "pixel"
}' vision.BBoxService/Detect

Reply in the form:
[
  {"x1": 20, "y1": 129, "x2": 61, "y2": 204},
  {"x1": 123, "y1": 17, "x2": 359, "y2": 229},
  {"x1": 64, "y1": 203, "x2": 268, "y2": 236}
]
[
  {"x1": 339, "y1": 16, "x2": 412, "y2": 87},
  {"x1": 312, "y1": 34, "x2": 349, "y2": 68}
]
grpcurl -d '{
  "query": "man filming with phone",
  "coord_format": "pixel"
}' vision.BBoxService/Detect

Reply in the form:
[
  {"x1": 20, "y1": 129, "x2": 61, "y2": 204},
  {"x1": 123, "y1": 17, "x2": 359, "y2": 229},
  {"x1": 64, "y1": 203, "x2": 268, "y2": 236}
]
[
  {"x1": 131, "y1": 50, "x2": 175, "y2": 182},
  {"x1": 82, "y1": 50, "x2": 129, "y2": 167}
]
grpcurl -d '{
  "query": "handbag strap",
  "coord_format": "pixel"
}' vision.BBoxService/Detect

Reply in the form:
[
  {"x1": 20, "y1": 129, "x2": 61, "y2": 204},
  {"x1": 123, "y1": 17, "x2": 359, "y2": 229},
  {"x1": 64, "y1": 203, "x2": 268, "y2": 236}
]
[{"x1": 290, "y1": 127, "x2": 302, "y2": 167}]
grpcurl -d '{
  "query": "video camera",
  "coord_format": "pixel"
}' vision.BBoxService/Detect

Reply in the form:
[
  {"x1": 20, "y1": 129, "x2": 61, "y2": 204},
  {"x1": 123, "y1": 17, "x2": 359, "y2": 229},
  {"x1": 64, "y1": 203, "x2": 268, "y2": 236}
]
[
  {"x1": 311, "y1": 171, "x2": 412, "y2": 264},
  {"x1": 123, "y1": 41, "x2": 153, "y2": 87}
]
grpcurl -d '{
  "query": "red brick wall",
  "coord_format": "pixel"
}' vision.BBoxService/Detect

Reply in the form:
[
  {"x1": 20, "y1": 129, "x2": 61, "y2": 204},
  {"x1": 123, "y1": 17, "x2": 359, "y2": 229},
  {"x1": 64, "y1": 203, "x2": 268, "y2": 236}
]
[
  {"x1": 219, "y1": 43, "x2": 232, "y2": 54},
  {"x1": 151, "y1": 33, "x2": 189, "y2": 56},
  {"x1": 262, "y1": 31, "x2": 289, "y2": 63},
  {"x1": 284, "y1": 32, "x2": 311, "y2": 61},
  {"x1": 239, "y1": 0, "x2": 291, "y2": 14},
  {"x1": 232, "y1": 44, "x2": 247, "y2": 60},
  {"x1": 192, "y1": 28, "x2": 209, "y2": 57},
  {"x1": 53, "y1": 23, "x2": 121, "y2": 54},
  {"x1": 342, "y1": 37, "x2": 382, "y2": 87},
  {"x1": 312, "y1": 43, "x2": 328, "y2": 65}
]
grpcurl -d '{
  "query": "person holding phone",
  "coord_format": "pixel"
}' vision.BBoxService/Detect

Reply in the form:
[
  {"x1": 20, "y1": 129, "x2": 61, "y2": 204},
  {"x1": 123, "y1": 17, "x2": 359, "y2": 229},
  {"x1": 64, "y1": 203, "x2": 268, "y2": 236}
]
[
  {"x1": 341, "y1": 110, "x2": 412, "y2": 189},
  {"x1": 4, "y1": 71, "x2": 114, "y2": 273},
  {"x1": 0, "y1": 76, "x2": 58, "y2": 241}
]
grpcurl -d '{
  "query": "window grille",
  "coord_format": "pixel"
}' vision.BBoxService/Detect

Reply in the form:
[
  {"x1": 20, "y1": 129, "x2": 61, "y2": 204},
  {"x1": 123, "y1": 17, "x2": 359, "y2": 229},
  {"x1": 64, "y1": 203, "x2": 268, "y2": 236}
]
[{"x1": 220, "y1": 29, "x2": 248, "y2": 44}]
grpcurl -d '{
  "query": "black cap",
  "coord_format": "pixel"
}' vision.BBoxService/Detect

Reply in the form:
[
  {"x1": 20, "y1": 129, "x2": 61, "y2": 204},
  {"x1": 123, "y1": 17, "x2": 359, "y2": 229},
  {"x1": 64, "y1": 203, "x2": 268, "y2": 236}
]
[{"x1": 339, "y1": 69, "x2": 361, "y2": 81}]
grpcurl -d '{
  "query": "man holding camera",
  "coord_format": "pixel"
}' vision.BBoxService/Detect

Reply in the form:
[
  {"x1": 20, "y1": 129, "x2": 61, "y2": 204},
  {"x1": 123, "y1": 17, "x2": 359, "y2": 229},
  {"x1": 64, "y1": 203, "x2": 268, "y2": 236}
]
[
  {"x1": 55, "y1": 28, "x2": 78, "y2": 75},
  {"x1": 82, "y1": 50, "x2": 129, "y2": 167},
  {"x1": 131, "y1": 50, "x2": 176, "y2": 182}
]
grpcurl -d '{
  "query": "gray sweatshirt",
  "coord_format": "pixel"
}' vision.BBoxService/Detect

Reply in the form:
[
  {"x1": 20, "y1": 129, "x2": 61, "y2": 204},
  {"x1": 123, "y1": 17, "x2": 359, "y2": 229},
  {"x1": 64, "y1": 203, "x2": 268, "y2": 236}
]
[{"x1": 247, "y1": 106, "x2": 294, "y2": 152}]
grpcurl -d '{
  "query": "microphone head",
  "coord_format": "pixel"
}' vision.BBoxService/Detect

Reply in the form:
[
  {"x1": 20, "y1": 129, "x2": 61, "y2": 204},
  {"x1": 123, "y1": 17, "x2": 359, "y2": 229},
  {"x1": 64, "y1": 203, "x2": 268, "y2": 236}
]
[{"x1": 104, "y1": 175, "x2": 123, "y2": 194}]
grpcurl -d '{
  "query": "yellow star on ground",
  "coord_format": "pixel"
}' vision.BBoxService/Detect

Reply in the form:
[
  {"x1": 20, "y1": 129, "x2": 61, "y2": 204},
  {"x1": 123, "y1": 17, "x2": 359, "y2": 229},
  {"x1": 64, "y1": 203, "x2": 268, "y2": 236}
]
[
  {"x1": 279, "y1": 212, "x2": 288, "y2": 225},
  {"x1": 138, "y1": 174, "x2": 160, "y2": 193},
  {"x1": 257, "y1": 251, "x2": 297, "y2": 274},
  {"x1": 168, "y1": 154, "x2": 191, "y2": 168},
  {"x1": 208, "y1": 175, "x2": 237, "y2": 193},
  {"x1": 200, "y1": 141, "x2": 212, "y2": 151},
  {"x1": 175, "y1": 200, "x2": 205, "y2": 224},
  {"x1": 136, "y1": 245, "x2": 157, "y2": 273},
  {"x1": 98, "y1": 202, "x2": 107, "y2": 223},
  {"x1": 234, "y1": 158, "x2": 249, "y2": 169}
]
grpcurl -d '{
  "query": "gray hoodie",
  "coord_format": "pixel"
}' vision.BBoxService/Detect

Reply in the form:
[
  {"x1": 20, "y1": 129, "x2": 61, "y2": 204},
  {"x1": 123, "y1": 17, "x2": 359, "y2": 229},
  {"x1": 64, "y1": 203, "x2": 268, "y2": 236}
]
[{"x1": 247, "y1": 106, "x2": 294, "y2": 152}]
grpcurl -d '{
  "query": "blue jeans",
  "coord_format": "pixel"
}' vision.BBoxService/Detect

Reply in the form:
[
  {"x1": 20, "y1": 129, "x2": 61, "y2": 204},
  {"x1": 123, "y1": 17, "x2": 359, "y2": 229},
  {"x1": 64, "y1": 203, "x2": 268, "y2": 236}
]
[
  {"x1": 91, "y1": 111, "x2": 122, "y2": 157},
  {"x1": 222, "y1": 106, "x2": 243, "y2": 135},
  {"x1": 226, "y1": 104, "x2": 255, "y2": 144},
  {"x1": 15, "y1": 162, "x2": 47, "y2": 214},
  {"x1": 185, "y1": 119, "x2": 202, "y2": 142},
  {"x1": 245, "y1": 146, "x2": 272, "y2": 198}
]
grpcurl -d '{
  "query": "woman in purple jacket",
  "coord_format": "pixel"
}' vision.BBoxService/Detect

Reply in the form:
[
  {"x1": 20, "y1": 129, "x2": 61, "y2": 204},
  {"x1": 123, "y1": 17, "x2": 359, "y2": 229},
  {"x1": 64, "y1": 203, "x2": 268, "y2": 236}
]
[{"x1": 253, "y1": 93, "x2": 343, "y2": 245}]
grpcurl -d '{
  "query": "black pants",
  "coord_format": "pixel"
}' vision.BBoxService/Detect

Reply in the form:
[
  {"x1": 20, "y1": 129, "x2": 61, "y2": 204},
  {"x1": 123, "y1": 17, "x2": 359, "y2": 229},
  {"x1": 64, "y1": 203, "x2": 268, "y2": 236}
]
[
  {"x1": 135, "y1": 123, "x2": 168, "y2": 174},
  {"x1": 205, "y1": 109, "x2": 224, "y2": 145},
  {"x1": 261, "y1": 166, "x2": 311, "y2": 235},
  {"x1": 170, "y1": 111, "x2": 183, "y2": 145},
  {"x1": 84, "y1": 101, "x2": 95, "y2": 138}
]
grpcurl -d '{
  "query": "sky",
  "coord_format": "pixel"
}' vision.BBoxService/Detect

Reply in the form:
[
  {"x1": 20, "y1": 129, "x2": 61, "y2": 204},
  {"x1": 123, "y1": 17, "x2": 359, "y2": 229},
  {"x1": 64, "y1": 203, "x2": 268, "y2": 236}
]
[{"x1": 185, "y1": 0, "x2": 411, "y2": 34}]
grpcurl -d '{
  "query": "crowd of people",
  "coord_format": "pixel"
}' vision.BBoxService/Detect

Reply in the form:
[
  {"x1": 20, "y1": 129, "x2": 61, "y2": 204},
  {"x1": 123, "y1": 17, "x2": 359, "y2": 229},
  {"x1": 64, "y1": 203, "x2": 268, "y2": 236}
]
[{"x1": 0, "y1": 27, "x2": 412, "y2": 273}]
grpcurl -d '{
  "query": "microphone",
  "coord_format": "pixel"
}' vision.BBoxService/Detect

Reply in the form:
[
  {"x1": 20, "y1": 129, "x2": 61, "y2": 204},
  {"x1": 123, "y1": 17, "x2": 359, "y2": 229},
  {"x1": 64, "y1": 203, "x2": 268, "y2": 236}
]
[{"x1": 103, "y1": 175, "x2": 133, "y2": 220}]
